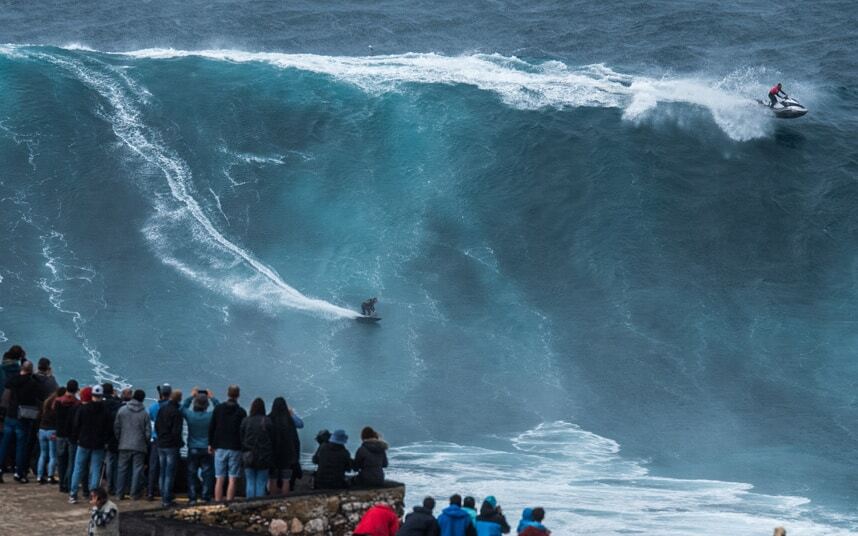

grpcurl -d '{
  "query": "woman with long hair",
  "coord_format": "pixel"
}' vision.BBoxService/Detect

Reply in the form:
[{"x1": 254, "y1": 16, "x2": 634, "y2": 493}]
[
  {"x1": 36, "y1": 386, "x2": 65, "y2": 483},
  {"x1": 267, "y1": 397, "x2": 300, "y2": 495},
  {"x1": 240, "y1": 397, "x2": 274, "y2": 498}
]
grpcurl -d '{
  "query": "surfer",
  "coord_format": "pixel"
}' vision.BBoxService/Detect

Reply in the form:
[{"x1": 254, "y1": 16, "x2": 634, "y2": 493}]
[
  {"x1": 768, "y1": 83, "x2": 787, "y2": 107},
  {"x1": 361, "y1": 297, "x2": 378, "y2": 316}
]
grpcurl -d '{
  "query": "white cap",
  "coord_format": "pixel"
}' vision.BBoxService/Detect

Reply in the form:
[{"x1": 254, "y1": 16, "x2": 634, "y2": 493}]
[{"x1": 91, "y1": 385, "x2": 104, "y2": 397}]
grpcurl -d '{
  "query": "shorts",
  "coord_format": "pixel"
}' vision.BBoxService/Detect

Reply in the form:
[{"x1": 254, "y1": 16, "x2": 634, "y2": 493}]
[
  {"x1": 214, "y1": 449, "x2": 242, "y2": 478},
  {"x1": 269, "y1": 468, "x2": 292, "y2": 480}
]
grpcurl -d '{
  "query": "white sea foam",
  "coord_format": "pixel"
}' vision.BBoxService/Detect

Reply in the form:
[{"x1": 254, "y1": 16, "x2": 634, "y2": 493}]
[
  {"x1": 116, "y1": 48, "x2": 774, "y2": 141},
  {"x1": 25, "y1": 49, "x2": 358, "y2": 320},
  {"x1": 388, "y1": 421, "x2": 856, "y2": 536}
]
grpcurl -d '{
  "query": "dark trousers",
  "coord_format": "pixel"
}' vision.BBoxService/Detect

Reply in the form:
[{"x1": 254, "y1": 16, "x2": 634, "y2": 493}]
[
  {"x1": 186, "y1": 448, "x2": 214, "y2": 502},
  {"x1": 56, "y1": 438, "x2": 76, "y2": 491},
  {"x1": 769, "y1": 93, "x2": 778, "y2": 107},
  {"x1": 146, "y1": 442, "x2": 160, "y2": 498},
  {"x1": 105, "y1": 450, "x2": 119, "y2": 494},
  {"x1": 116, "y1": 450, "x2": 146, "y2": 499}
]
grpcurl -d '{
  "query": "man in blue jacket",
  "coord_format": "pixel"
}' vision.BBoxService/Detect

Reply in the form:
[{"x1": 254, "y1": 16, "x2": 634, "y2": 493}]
[
  {"x1": 145, "y1": 383, "x2": 171, "y2": 501},
  {"x1": 181, "y1": 387, "x2": 219, "y2": 505},
  {"x1": 438, "y1": 494, "x2": 477, "y2": 536}
]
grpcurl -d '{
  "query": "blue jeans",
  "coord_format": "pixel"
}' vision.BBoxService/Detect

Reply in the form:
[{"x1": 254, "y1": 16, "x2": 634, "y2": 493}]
[
  {"x1": 0, "y1": 417, "x2": 34, "y2": 476},
  {"x1": 70, "y1": 447, "x2": 105, "y2": 499},
  {"x1": 37, "y1": 429, "x2": 57, "y2": 480},
  {"x1": 157, "y1": 447, "x2": 179, "y2": 505},
  {"x1": 187, "y1": 448, "x2": 214, "y2": 502},
  {"x1": 244, "y1": 467, "x2": 268, "y2": 498},
  {"x1": 56, "y1": 438, "x2": 76, "y2": 491},
  {"x1": 116, "y1": 450, "x2": 146, "y2": 498}
]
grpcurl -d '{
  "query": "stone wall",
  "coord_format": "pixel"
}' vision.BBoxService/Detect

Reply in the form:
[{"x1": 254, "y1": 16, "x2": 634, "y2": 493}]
[{"x1": 121, "y1": 483, "x2": 405, "y2": 536}]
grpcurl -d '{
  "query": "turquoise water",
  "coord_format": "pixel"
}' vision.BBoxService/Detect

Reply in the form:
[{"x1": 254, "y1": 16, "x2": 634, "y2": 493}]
[{"x1": 2, "y1": 2, "x2": 858, "y2": 533}]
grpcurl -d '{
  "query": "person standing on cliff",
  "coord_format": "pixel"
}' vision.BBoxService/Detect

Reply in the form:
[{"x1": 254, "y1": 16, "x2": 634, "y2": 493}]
[
  {"x1": 155, "y1": 390, "x2": 184, "y2": 507},
  {"x1": 0, "y1": 360, "x2": 40, "y2": 483},
  {"x1": 354, "y1": 502, "x2": 401, "y2": 536},
  {"x1": 145, "y1": 383, "x2": 171, "y2": 501},
  {"x1": 114, "y1": 389, "x2": 150, "y2": 500},
  {"x1": 267, "y1": 396, "x2": 299, "y2": 496},
  {"x1": 69, "y1": 385, "x2": 111, "y2": 504},
  {"x1": 209, "y1": 384, "x2": 246, "y2": 501},
  {"x1": 397, "y1": 496, "x2": 441, "y2": 536},
  {"x1": 475, "y1": 496, "x2": 511, "y2": 536},
  {"x1": 181, "y1": 388, "x2": 219, "y2": 505},
  {"x1": 437, "y1": 494, "x2": 476, "y2": 536},
  {"x1": 517, "y1": 508, "x2": 549, "y2": 536}
]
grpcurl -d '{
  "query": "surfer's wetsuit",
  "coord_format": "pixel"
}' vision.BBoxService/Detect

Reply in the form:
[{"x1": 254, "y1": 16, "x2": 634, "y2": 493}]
[
  {"x1": 768, "y1": 85, "x2": 787, "y2": 107},
  {"x1": 361, "y1": 298, "x2": 377, "y2": 316}
]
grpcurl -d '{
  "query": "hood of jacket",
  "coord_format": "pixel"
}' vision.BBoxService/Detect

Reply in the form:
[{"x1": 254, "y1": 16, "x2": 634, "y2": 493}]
[
  {"x1": 361, "y1": 437, "x2": 389, "y2": 454},
  {"x1": 441, "y1": 505, "x2": 470, "y2": 519},
  {"x1": 125, "y1": 399, "x2": 145, "y2": 412}
]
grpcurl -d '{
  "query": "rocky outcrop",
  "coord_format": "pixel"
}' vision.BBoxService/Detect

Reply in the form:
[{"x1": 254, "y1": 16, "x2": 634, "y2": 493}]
[{"x1": 121, "y1": 484, "x2": 405, "y2": 536}]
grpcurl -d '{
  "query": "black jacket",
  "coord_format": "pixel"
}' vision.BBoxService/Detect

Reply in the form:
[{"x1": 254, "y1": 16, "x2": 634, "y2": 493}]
[
  {"x1": 54, "y1": 395, "x2": 81, "y2": 438},
  {"x1": 269, "y1": 412, "x2": 300, "y2": 471},
  {"x1": 4, "y1": 373, "x2": 41, "y2": 418},
  {"x1": 353, "y1": 438, "x2": 388, "y2": 487},
  {"x1": 397, "y1": 506, "x2": 440, "y2": 536},
  {"x1": 208, "y1": 399, "x2": 246, "y2": 451},
  {"x1": 33, "y1": 372, "x2": 58, "y2": 402},
  {"x1": 103, "y1": 396, "x2": 123, "y2": 452},
  {"x1": 313, "y1": 442, "x2": 352, "y2": 489},
  {"x1": 240, "y1": 415, "x2": 275, "y2": 470},
  {"x1": 155, "y1": 400, "x2": 184, "y2": 449},
  {"x1": 73, "y1": 401, "x2": 112, "y2": 450}
]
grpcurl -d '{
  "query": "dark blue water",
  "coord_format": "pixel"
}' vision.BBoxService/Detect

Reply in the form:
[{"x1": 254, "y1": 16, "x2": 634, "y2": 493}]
[{"x1": 2, "y1": 2, "x2": 858, "y2": 533}]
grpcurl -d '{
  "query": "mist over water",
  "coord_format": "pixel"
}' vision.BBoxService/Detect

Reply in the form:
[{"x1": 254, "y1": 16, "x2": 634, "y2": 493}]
[{"x1": 2, "y1": 2, "x2": 858, "y2": 533}]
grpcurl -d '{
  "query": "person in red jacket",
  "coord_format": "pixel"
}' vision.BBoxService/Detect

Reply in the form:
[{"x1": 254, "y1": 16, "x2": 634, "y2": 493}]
[
  {"x1": 768, "y1": 83, "x2": 787, "y2": 107},
  {"x1": 353, "y1": 502, "x2": 401, "y2": 536}
]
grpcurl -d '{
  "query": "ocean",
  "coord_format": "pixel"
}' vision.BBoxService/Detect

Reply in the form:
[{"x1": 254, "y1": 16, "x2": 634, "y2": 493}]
[{"x1": 1, "y1": 1, "x2": 857, "y2": 533}]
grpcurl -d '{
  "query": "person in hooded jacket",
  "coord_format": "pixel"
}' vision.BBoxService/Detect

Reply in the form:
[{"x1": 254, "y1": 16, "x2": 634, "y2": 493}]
[
  {"x1": 55, "y1": 380, "x2": 81, "y2": 492},
  {"x1": 114, "y1": 389, "x2": 151, "y2": 500},
  {"x1": 438, "y1": 495, "x2": 477, "y2": 536},
  {"x1": 155, "y1": 390, "x2": 184, "y2": 507},
  {"x1": 0, "y1": 360, "x2": 41, "y2": 483},
  {"x1": 516, "y1": 508, "x2": 534, "y2": 534},
  {"x1": 397, "y1": 496, "x2": 440, "y2": 536},
  {"x1": 475, "y1": 496, "x2": 511, "y2": 536},
  {"x1": 69, "y1": 385, "x2": 112, "y2": 503},
  {"x1": 353, "y1": 426, "x2": 388, "y2": 487},
  {"x1": 354, "y1": 502, "x2": 401, "y2": 536},
  {"x1": 313, "y1": 429, "x2": 352, "y2": 489},
  {"x1": 517, "y1": 508, "x2": 549, "y2": 536},
  {"x1": 181, "y1": 388, "x2": 219, "y2": 505},
  {"x1": 0, "y1": 344, "x2": 25, "y2": 389},
  {"x1": 240, "y1": 397, "x2": 274, "y2": 498},
  {"x1": 209, "y1": 384, "x2": 246, "y2": 501},
  {"x1": 267, "y1": 397, "x2": 299, "y2": 496}
]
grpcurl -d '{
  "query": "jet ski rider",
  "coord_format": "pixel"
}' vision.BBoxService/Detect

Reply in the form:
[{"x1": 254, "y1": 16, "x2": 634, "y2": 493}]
[
  {"x1": 361, "y1": 297, "x2": 378, "y2": 316},
  {"x1": 768, "y1": 83, "x2": 787, "y2": 107}
]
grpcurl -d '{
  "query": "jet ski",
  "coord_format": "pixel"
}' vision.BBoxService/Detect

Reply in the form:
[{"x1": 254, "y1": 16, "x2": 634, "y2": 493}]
[{"x1": 759, "y1": 96, "x2": 807, "y2": 118}]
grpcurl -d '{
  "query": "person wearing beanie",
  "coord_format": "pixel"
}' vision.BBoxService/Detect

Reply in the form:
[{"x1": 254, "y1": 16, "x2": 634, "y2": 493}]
[
  {"x1": 155, "y1": 390, "x2": 184, "y2": 507},
  {"x1": 0, "y1": 360, "x2": 40, "y2": 483},
  {"x1": 69, "y1": 385, "x2": 112, "y2": 503},
  {"x1": 181, "y1": 387, "x2": 219, "y2": 504},
  {"x1": 475, "y1": 496, "x2": 510, "y2": 536},
  {"x1": 55, "y1": 379, "x2": 81, "y2": 492},
  {"x1": 114, "y1": 389, "x2": 150, "y2": 500},
  {"x1": 438, "y1": 494, "x2": 477, "y2": 536},
  {"x1": 398, "y1": 496, "x2": 441, "y2": 536},
  {"x1": 312, "y1": 428, "x2": 353, "y2": 490},
  {"x1": 353, "y1": 426, "x2": 389, "y2": 487},
  {"x1": 353, "y1": 502, "x2": 400, "y2": 536}
]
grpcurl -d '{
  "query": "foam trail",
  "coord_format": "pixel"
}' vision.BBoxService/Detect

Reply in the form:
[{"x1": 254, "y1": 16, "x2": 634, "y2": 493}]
[
  {"x1": 26, "y1": 49, "x2": 357, "y2": 320},
  {"x1": 388, "y1": 422, "x2": 857, "y2": 535},
  {"x1": 117, "y1": 48, "x2": 773, "y2": 141}
]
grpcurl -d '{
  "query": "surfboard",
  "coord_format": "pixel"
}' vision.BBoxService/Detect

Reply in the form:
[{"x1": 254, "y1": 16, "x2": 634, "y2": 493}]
[{"x1": 356, "y1": 315, "x2": 382, "y2": 323}]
